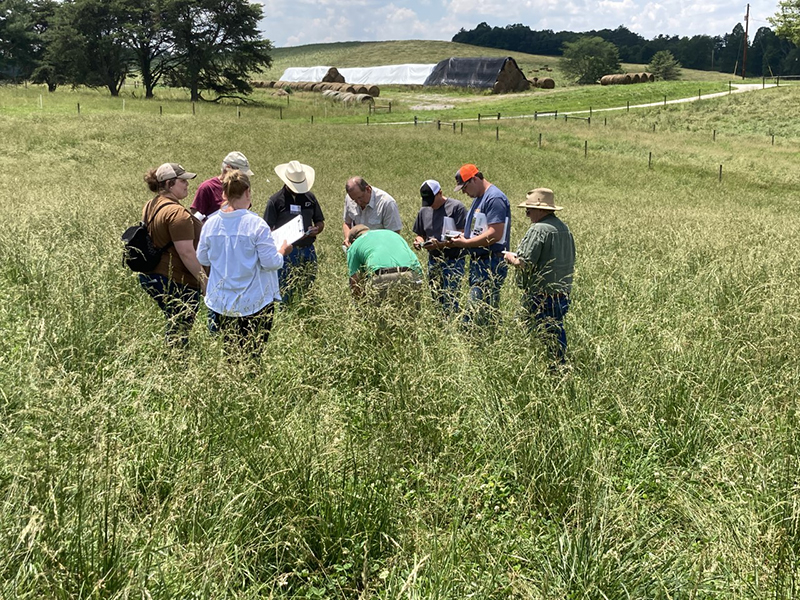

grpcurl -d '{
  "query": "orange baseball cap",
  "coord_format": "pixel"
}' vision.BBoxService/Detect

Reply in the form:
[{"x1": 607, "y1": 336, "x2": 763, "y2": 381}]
[{"x1": 454, "y1": 163, "x2": 479, "y2": 191}]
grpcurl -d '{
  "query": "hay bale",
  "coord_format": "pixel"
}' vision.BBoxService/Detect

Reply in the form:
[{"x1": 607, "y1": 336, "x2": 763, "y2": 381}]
[
  {"x1": 647, "y1": 72, "x2": 655, "y2": 82},
  {"x1": 339, "y1": 92, "x2": 356, "y2": 104},
  {"x1": 343, "y1": 84, "x2": 356, "y2": 94},
  {"x1": 355, "y1": 85, "x2": 369, "y2": 95},
  {"x1": 630, "y1": 73, "x2": 641, "y2": 84},
  {"x1": 539, "y1": 77, "x2": 555, "y2": 89},
  {"x1": 303, "y1": 82, "x2": 316, "y2": 91},
  {"x1": 354, "y1": 93, "x2": 374, "y2": 104},
  {"x1": 600, "y1": 75, "x2": 614, "y2": 85},
  {"x1": 367, "y1": 85, "x2": 380, "y2": 97}
]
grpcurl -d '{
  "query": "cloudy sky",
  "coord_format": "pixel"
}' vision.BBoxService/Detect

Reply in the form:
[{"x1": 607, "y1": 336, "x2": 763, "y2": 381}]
[{"x1": 257, "y1": 0, "x2": 779, "y2": 49}]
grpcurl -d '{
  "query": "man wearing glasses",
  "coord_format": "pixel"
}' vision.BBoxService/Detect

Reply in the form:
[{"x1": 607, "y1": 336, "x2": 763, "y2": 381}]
[{"x1": 447, "y1": 164, "x2": 511, "y2": 326}]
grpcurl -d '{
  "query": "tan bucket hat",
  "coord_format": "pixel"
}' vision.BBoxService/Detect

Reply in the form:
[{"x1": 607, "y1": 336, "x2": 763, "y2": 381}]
[
  {"x1": 274, "y1": 160, "x2": 315, "y2": 194},
  {"x1": 518, "y1": 188, "x2": 563, "y2": 211}
]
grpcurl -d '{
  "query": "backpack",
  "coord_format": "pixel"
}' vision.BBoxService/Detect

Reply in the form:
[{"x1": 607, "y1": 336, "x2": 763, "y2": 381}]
[{"x1": 121, "y1": 199, "x2": 174, "y2": 273}]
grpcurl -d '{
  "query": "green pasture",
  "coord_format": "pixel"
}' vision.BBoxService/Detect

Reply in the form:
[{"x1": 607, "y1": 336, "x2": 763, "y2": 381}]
[
  {"x1": 1, "y1": 79, "x2": 799, "y2": 599},
  {"x1": 261, "y1": 40, "x2": 737, "y2": 86}
]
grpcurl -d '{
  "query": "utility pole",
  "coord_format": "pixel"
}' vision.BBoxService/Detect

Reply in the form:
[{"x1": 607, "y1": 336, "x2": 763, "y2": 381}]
[{"x1": 741, "y1": 3, "x2": 750, "y2": 79}]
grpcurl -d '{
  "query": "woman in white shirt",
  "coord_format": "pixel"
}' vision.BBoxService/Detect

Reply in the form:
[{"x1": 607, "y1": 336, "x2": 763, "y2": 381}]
[{"x1": 196, "y1": 171, "x2": 291, "y2": 352}]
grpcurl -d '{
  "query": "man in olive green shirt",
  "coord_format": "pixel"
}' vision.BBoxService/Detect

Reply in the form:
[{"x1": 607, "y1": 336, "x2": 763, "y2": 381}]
[
  {"x1": 347, "y1": 225, "x2": 423, "y2": 301},
  {"x1": 504, "y1": 188, "x2": 575, "y2": 362}
]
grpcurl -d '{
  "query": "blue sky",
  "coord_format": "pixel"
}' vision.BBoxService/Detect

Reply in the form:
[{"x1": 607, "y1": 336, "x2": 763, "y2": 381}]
[{"x1": 256, "y1": 0, "x2": 779, "y2": 49}]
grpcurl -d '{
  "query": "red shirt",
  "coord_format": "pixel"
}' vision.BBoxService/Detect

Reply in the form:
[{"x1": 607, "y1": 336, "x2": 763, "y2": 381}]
[{"x1": 190, "y1": 177, "x2": 223, "y2": 217}]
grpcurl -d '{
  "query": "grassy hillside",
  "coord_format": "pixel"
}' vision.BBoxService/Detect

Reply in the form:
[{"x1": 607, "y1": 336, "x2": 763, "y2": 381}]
[
  {"x1": 262, "y1": 39, "x2": 735, "y2": 86},
  {"x1": 1, "y1": 82, "x2": 799, "y2": 598}
]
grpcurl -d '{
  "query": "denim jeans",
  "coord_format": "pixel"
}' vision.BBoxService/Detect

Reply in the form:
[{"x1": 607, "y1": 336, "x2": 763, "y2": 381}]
[
  {"x1": 138, "y1": 273, "x2": 200, "y2": 347},
  {"x1": 208, "y1": 302, "x2": 275, "y2": 356},
  {"x1": 428, "y1": 255, "x2": 465, "y2": 316},
  {"x1": 466, "y1": 253, "x2": 508, "y2": 326},
  {"x1": 523, "y1": 293, "x2": 570, "y2": 362},
  {"x1": 278, "y1": 245, "x2": 317, "y2": 304}
]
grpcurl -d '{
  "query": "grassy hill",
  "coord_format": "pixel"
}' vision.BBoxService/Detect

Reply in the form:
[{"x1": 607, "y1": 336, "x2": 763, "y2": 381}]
[
  {"x1": 261, "y1": 39, "x2": 735, "y2": 85},
  {"x1": 1, "y1": 80, "x2": 799, "y2": 598}
]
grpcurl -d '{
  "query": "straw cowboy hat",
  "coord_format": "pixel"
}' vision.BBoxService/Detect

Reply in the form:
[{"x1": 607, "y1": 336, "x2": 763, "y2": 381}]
[
  {"x1": 274, "y1": 160, "x2": 315, "y2": 194},
  {"x1": 518, "y1": 188, "x2": 563, "y2": 211}
]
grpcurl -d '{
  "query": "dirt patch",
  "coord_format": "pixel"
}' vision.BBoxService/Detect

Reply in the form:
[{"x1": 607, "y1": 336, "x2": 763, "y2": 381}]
[{"x1": 409, "y1": 103, "x2": 455, "y2": 111}]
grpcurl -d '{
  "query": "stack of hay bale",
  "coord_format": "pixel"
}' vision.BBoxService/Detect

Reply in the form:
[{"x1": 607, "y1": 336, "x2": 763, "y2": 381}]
[
  {"x1": 321, "y1": 67, "x2": 345, "y2": 83},
  {"x1": 600, "y1": 73, "x2": 654, "y2": 85},
  {"x1": 251, "y1": 80, "x2": 380, "y2": 98},
  {"x1": 493, "y1": 60, "x2": 531, "y2": 93}
]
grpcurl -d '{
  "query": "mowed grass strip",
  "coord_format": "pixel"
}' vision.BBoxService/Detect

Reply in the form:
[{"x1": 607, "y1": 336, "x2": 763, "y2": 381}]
[{"x1": 0, "y1": 83, "x2": 798, "y2": 598}]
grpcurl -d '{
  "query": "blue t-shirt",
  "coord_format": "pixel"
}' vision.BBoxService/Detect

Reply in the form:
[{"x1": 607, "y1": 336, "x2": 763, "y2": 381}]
[{"x1": 463, "y1": 184, "x2": 511, "y2": 256}]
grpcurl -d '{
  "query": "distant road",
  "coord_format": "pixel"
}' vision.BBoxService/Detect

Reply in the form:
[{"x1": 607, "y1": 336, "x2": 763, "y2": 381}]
[{"x1": 377, "y1": 83, "x2": 778, "y2": 126}]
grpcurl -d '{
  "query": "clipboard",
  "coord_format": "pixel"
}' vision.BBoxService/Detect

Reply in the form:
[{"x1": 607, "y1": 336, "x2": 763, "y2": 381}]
[{"x1": 271, "y1": 215, "x2": 305, "y2": 247}]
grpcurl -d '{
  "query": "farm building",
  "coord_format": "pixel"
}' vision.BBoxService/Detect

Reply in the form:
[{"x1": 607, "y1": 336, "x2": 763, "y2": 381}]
[{"x1": 423, "y1": 57, "x2": 530, "y2": 93}]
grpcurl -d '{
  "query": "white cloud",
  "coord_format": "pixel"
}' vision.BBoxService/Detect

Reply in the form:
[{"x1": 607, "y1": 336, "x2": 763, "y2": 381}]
[{"x1": 257, "y1": 0, "x2": 779, "y2": 48}]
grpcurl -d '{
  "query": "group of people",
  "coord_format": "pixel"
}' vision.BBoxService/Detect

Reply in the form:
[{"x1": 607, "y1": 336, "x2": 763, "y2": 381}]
[{"x1": 136, "y1": 153, "x2": 576, "y2": 362}]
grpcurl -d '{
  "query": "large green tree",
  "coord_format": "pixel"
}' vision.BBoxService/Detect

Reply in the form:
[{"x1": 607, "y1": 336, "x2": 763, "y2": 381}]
[
  {"x1": 0, "y1": 0, "x2": 56, "y2": 82},
  {"x1": 770, "y1": 0, "x2": 800, "y2": 46},
  {"x1": 560, "y1": 36, "x2": 621, "y2": 84},
  {"x1": 118, "y1": 0, "x2": 175, "y2": 98},
  {"x1": 167, "y1": 0, "x2": 272, "y2": 102},
  {"x1": 38, "y1": 0, "x2": 133, "y2": 96}
]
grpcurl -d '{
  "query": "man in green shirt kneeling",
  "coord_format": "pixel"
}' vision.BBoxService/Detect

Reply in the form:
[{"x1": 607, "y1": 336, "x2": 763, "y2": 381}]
[{"x1": 347, "y1": 225, "x2": 423, "y2": 303}]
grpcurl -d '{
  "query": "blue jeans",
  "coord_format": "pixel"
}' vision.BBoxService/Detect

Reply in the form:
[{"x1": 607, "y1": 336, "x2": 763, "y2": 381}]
[
  {"x1": 523, "y1": 293, "x2": 570, "y2": 362},
  {"x1": 138, "y1": 273, "x2": 200, "y2": 347},
  {"x1": 466, "y1": 253, "x2": 508, "y2": 326},
  {"x1": 278, "y1": 245, "x2": 317, "y2": 304},
  {"x1": 428, "y1": 255, "x2": 465, "y2": 316}
]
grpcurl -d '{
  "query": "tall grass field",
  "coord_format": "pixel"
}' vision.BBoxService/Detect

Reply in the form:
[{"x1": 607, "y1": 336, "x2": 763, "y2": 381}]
[{"x1": 1, "y1": 73, "x2": 799, "y2": 598}]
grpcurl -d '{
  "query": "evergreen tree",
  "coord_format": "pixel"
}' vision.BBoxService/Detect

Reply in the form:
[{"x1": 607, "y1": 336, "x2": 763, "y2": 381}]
[
  {"x1": 167, "y1": 0, "x2": 272, "y2": 102},
  {"x1": 647, "y1": 50, "x2": 682, "y2": 80}
]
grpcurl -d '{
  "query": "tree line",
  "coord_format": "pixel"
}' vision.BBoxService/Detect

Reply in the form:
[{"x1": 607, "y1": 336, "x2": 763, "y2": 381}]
[
  {"x1": 0, "y1": 0, "x2": 273, "y2": 101},
  {"x1": 453, "y1": 23, "x2": 800, "y2": 77}
]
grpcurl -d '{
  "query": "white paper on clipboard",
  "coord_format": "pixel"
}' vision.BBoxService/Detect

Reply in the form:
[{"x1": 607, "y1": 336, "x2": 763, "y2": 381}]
[{"x1": 271, "y1": 215, "x2": 305, "y2": 247}]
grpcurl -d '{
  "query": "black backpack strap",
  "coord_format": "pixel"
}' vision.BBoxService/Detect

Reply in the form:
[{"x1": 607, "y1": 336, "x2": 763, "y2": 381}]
[{"x1": 143, "y1": 197, "x2": 176, "y2": 252}]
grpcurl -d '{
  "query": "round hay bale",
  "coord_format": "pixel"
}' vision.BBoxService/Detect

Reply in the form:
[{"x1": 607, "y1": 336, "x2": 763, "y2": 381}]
[
  {"x1": 367, "y1": 85, "x2": 380, "y2": 97},
  {"x1": 600, "y1": 75, "x2": 614, "y2": 85},
  {"x1": 630, "y1": 73, "x2": 641, "y2": 84},
  {"x1": 340, "y1": 92, "x2": 356, "y2": 104},
  {"x1": 539, "y1": 77, "x2": 555, "y2": 89},
  {"x1": 621, "y1": 74, "x2": 632, "y2": 84},
  {"x1": 343, "y1": 84, "x2": 356, "y2": 94},
  {"x1": 303, "y1": 82, "x2": 315, "y2": 91},
  {"x1": 355, "y1": 85, "x2": 369, "y2": 95},
  {"x1": 647, "y1": 72, "x2": 655, "y2": 82},
  {"x1": 321, "y1": 89, "x2": 336, "y2": 98},
  {"x1": 354, "y1": 93, "x2": 374, "y2": 104},
  {"x1": 638, "y1": 72, "x2": 648, "y2": 83}
]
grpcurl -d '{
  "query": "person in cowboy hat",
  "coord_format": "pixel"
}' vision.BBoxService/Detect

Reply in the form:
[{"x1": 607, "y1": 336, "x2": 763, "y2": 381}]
[
  {"x1": 503, "y1": 188, "x2": 575, "y2": 363},
  {"x1": 264, "y1": 160, "x2": 325, "y2": 304},
  {"x1": 191, "y1": 151, "x2": 256, "y2": 219}
]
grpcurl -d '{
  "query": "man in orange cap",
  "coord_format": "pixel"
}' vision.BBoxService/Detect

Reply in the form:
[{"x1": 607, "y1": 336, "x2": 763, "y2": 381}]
[{"x1": 448, "y1": 164, "x2": 511, "y2": 325}]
